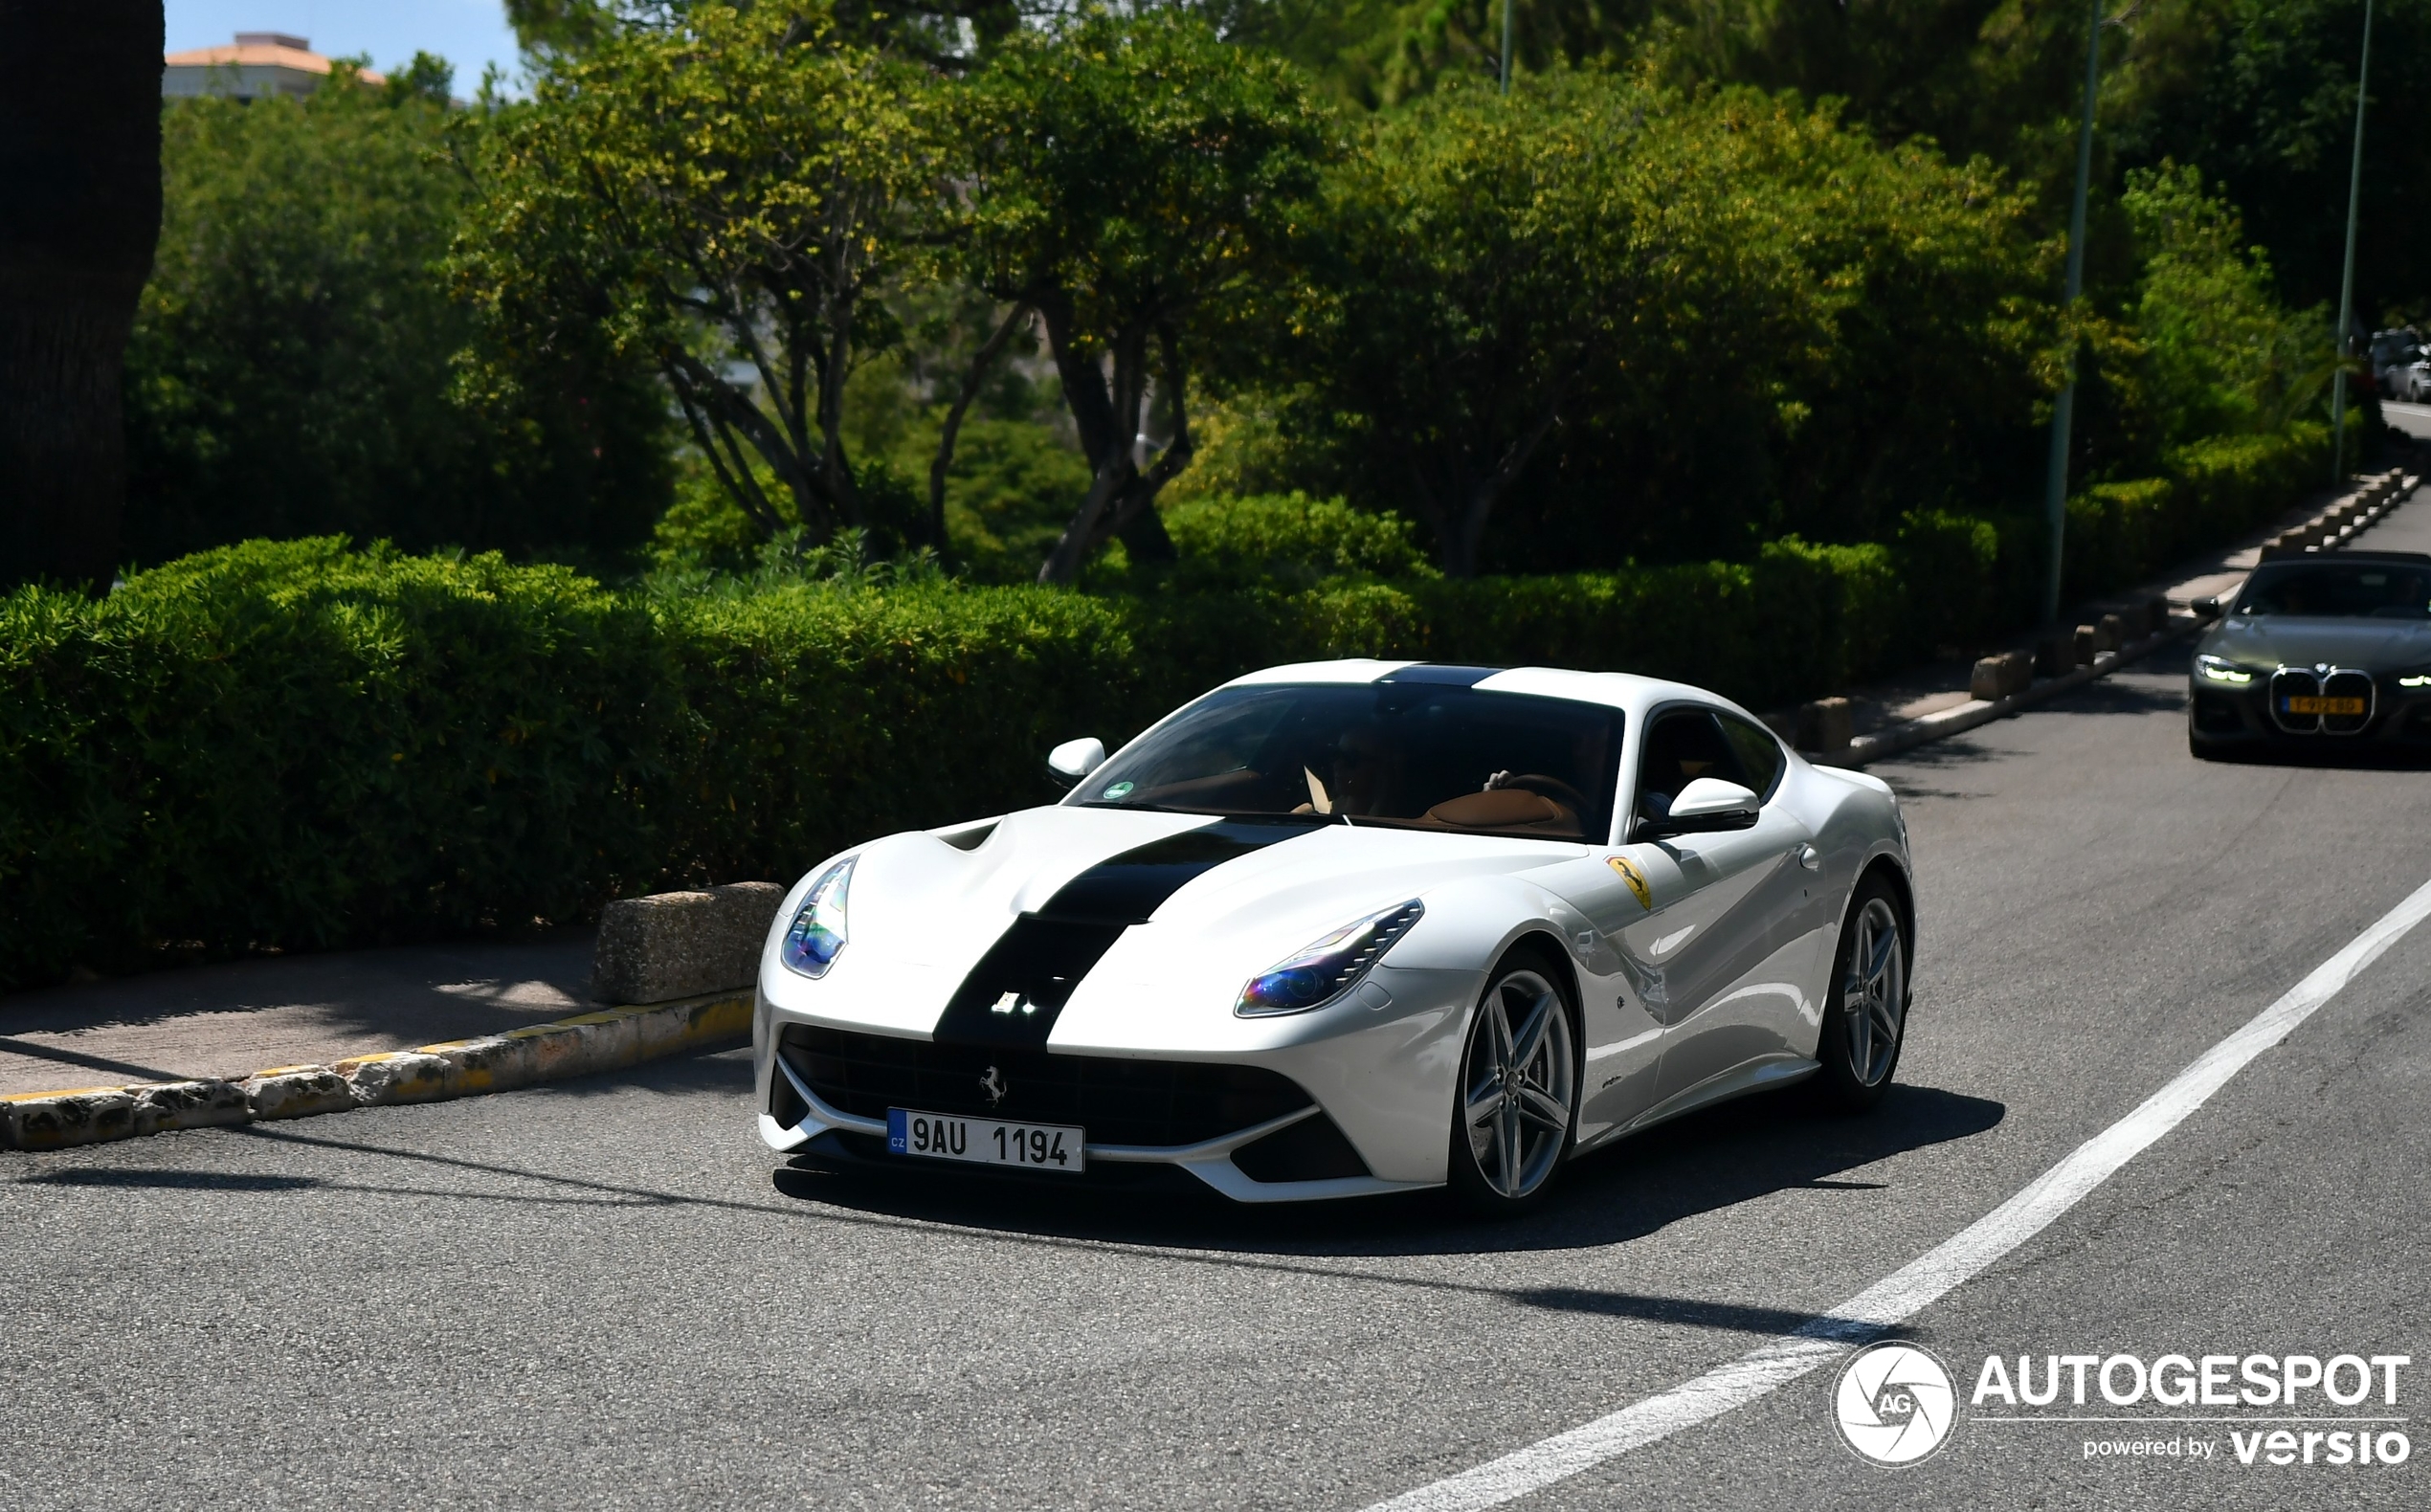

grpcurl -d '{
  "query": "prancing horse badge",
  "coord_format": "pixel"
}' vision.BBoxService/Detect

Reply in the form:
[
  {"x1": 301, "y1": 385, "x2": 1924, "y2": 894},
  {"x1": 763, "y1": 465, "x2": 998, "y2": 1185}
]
[{"x1": 1607, "y1": 855, "x2": 1653, "y2": 910}]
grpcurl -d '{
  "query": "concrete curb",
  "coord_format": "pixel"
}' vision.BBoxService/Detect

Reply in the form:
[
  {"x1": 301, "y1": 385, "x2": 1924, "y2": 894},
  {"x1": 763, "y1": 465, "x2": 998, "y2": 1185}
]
[
  {"x1": 0, "y1": 990, "x2": 751, "y2": 1153},
  {"x1": 1818, "y1": 616, "x2": 2205, "y2": 769}
]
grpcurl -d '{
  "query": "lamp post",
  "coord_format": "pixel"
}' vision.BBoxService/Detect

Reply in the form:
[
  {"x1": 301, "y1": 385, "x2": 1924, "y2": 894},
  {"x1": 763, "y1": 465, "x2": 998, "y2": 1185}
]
[
  {"x1": 1501, "y1": 0, "x2": 1514, "y2": 94},
  {"x1": 2329, "y1": 0, "x2": 2375, "y2": 485},
  {"x1": 2041, "y1": 0, "x2": 2103, "y2": 626}
]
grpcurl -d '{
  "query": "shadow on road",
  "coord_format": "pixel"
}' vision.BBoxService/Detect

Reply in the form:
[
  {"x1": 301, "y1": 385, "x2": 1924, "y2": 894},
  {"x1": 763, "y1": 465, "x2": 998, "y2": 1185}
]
[{"x1": 770, "y1": 1080, "x2": 2005, "y2": 1269}]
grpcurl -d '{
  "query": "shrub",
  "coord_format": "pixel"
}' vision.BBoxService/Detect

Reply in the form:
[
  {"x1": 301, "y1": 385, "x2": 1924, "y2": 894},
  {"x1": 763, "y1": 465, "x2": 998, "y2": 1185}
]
[{"x1": 1162, "y1": 493, "x2": 1436, "y2": 586}]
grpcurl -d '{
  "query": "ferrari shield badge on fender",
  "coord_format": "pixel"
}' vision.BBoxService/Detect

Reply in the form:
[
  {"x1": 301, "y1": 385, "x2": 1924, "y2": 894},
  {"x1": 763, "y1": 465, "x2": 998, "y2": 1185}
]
[{"x1": 1607, "y1": 855, "x2": 1652, "y2": 910}]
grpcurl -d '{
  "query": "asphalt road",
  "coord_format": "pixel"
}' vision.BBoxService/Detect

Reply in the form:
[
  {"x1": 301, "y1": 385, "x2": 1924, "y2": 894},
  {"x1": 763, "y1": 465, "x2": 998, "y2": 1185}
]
[{"x1": 6, "y1": 642, "x2": 2427, "y2": 1510}]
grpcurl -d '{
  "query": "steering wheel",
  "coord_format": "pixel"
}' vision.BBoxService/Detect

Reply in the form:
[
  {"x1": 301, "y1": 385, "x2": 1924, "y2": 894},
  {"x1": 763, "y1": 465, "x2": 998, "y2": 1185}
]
[{"x1": 1498, "y1": 773, "x2": 1590, "y2": 811}]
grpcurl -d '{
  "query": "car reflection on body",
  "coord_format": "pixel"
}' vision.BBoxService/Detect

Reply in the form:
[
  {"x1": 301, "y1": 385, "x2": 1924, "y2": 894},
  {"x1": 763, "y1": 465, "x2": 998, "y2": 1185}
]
[
  {"x1": 753, "y1": 661, "x2": 1917, "y2": 1212},
  {"x1": 2188, "y1": 551, "x2": 2431, "y2": 759}
]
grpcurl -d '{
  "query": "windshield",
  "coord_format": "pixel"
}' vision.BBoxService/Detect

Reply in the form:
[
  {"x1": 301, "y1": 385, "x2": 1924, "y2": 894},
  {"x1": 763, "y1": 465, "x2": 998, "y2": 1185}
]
[
  {"x1": 2236, "y1": 562, "x2": 2431, "y2": 619},
  {"x1": 1078, "y1": 682, "x2": 1626, "y2": 842}
]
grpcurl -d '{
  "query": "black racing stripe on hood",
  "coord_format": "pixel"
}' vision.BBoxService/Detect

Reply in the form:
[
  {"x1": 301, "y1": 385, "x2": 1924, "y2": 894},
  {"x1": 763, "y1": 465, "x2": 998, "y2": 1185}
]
[
  {"x1": 933, "y1": 816, "x2": 1325, "y2": 1049},
  {"x1": 933, "y1": 916, "x2": 1129, "y2": 1048},
  {"x1": 1037, "y1": 816, "x2": 1327, "y2": 925}
]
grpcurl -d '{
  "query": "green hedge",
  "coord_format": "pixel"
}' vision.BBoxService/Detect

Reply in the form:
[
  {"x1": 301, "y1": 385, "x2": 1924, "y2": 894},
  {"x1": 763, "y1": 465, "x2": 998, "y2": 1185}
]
[
  {"x1": 2063, "y1": 421, "x2": 2330, "y2": 600},
  {"x1": 0, "y1": 426, "x2": 2331, "y2": 989}
]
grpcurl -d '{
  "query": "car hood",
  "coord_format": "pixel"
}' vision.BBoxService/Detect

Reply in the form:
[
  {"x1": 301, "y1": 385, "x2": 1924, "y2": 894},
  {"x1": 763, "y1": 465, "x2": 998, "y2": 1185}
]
[
  {"x1": 2203, "y1": 615, "x2": 2431, "y2": 673},
  {"x1": 769, "y1": 802, "x2": 1588, "y2": 1047}
]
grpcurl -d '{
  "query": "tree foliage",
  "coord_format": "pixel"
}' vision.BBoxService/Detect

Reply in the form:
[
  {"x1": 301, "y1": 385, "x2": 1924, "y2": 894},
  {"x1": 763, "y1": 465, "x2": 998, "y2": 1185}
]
[
  {"x1": 953, "y1": 10, "x2": 1337, "y2": 582},
  {"x1": 456, "y1": 2, "x2": 940, "y2": 545},
  {"x1": 126, "y1": 69, "x2": 669, "y2": 566},
  {"x1": 1295, "y1": 70, "x2": 2056, "y2": 574}
]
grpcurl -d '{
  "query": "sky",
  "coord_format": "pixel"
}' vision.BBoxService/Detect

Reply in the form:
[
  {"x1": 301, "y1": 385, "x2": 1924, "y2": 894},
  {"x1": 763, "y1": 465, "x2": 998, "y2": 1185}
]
[{"x1": 166, "y1": 0, "x2": 525, "y2": 92}]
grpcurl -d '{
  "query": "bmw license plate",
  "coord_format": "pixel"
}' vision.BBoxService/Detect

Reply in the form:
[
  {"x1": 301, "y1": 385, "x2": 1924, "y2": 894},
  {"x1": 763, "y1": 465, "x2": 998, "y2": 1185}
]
[
  {"x1": 887, "y1": 1107, "x2": 1085, "y2": 1172},
  {"x1": 2282, "y1": 696, "x2": 2366, "y2": 716}
]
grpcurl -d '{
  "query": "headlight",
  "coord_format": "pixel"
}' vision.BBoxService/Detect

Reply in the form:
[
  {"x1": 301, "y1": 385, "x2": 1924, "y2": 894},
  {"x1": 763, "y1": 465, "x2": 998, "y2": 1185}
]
[
  {"x1": 2399, "y1": 674, "x2": 2431, "y2": 689},
  {"x1": 779, "y1": 858, "x2": 854, "y2": 978},
  {"x1": 2196, "y1": 654, "x2": 2260, "y2": 684},
  {"x1": 1236, "y1": 900, "x2": 1424, "y2": 1016}
]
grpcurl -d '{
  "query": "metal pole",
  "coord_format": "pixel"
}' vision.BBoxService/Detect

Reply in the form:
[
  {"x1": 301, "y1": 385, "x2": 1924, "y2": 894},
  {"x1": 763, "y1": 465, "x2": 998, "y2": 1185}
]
[
  {"x1": 1501, "y1": 0, "x2": 1514, "y2": 94},
  {"x1": 2330, "y1": 0, "x2": 2375, "y2": 485},
  {"x1": 2041, "y1": 0, "x2": 2103, "y2": 624}
]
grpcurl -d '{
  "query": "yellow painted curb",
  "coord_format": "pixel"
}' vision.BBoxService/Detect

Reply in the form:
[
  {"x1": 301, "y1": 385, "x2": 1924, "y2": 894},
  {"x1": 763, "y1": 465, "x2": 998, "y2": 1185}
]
[{"x1": 0, "y1": 989, "x2": 754, "y2": 1153}]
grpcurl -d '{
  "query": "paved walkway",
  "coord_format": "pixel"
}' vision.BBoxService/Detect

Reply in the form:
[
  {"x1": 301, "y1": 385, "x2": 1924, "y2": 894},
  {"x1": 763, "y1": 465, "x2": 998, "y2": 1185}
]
[{"x1": 0, "y1": 931, "x2": 598, "y2": 1097}]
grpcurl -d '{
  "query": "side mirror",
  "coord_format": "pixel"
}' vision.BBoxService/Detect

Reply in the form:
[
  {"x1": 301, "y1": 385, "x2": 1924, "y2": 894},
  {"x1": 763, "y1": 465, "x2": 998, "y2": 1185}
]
[
  {"x1": 1636, "y1": 777, "x2": 1760, "y2": 840},
  {"x1": 1046, "y1": 736, "x2": 1106, "y2": 789},
  {"x1": 2192, "y1": 595, "x2": 2223, "y2": 620}
]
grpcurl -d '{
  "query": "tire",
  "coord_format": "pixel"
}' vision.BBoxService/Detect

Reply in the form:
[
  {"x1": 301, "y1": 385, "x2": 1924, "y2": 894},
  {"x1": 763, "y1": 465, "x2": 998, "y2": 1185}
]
[
  {"x1": 1814, "y1": 876, "x2": 1910, "y2": 1112},
  {"x1": 1446, "y1": 949, "x2": 1579, "y2": 1215}
]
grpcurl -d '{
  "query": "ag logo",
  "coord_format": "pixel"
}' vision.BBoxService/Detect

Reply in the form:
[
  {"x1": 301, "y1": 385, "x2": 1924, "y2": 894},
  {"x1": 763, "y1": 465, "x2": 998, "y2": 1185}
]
[
  {"x1": 1606, "y1": 855, "x2": 1652, "y2": 910},
  {"x1": 1833, "y1": 1343, "x2": 1957, "y2": 1466}
]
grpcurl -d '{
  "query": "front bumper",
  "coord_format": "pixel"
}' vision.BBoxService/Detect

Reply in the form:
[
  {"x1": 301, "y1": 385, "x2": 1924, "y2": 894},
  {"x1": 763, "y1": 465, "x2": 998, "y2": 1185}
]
[
  {"x1": 2188, "y1": 674, "x2": 2431, "y2": 750},
  {"x1": 752, "y1": 963, "x2": 1479, "y2": 1203}
]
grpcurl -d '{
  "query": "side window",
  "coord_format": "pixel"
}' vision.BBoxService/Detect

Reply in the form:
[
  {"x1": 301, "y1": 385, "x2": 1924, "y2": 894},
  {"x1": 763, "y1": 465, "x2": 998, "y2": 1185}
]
[
  {"x1": 1634, "y1": 709, "x2": 1749, "y2": 821},
  {"x1": 1718, "y1": 714, "x2": 1786, "y2": 801}
]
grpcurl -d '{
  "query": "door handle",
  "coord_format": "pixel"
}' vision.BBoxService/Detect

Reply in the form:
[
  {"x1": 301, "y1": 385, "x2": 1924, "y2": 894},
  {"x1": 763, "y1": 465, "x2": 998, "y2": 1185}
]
[{"x1": 1796, "y1": 843, "x2": 1821, "y2": 871}]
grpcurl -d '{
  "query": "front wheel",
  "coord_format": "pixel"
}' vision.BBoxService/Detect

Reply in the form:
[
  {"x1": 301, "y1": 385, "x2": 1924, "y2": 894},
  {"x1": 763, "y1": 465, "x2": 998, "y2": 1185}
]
[
  {"x1": 1815, "y1": 878, "x2": 1909, "y2": 1111},
  {"x1": 1446, "y1": 954, "x2": 1578, "y2": 1215}
]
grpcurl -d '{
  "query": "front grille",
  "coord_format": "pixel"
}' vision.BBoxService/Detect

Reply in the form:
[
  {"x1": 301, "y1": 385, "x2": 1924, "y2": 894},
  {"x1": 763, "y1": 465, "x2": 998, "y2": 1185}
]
[
  {"x1": 2269, "y1": 666, "x2": 2376, "y2": 734},
  {"x1": 2269, "y1": 667, "x2": 2320, "y2": 733},
  {"x1": 777, "y1": 1025, "x2": 1314, "y2": 1147},
  {"x1": 2324, "y1": 669, "x2": 2374, "y2": 734}
]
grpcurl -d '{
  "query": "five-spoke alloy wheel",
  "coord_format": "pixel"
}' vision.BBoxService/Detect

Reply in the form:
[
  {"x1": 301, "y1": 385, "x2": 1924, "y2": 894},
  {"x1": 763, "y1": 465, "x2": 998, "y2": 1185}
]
[
  {"x1": 1817, "y1": 878, "x2": 1909, "y2": 1110},
  {"x1": 1447, "y1": 957, "x2": 1578, "y2": 1213}
]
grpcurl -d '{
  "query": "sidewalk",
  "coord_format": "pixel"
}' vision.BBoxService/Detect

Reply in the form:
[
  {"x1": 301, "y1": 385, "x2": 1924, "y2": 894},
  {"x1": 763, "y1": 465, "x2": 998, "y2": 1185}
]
[{"x1": 0, "y1": 931, "x2": 598, "y2": 1098}]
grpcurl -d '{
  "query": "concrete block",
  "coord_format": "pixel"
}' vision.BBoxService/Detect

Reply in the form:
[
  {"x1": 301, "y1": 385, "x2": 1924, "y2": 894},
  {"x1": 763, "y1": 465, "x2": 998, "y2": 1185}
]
[
  {"x1": 2, "y1": 1090, "x2": 135, "y2": 1151},
  {"x1": 2073, "y1": 626, "x2": 2097, "y2": 665},
  {"x1": 241, "y1": 1067, "x2": 354, "y2": 1122},
  {"x1": 1969, "y1": 656, "x2": 2005, "y2": 701},
  {"x1": 127, "y1": 1079, "x2": 250, "y2": 1137},
  {"x1": 2000, "y1": 650, "x2": 2034, "y2": 696},
  {"x1": 2094, "y1": 614, "x2": 2124, "y2": 654},
  {"x1": 1796, "y1": 698, "x2": 1854, "y2": 754},
  {"x1": 2142, "y1": 596, "x2": 2170, "y2": 635},
  {"x1": 591, "y1": 881, "x2": 785, "y2": 1006}
]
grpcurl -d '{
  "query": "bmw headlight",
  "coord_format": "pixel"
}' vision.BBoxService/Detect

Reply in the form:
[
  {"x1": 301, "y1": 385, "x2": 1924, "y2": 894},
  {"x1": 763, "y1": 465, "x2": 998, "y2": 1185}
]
[
  {"x1": 2398, "y1": 673, "x2": 2431, "y2": 690},
  {"x1": 1237, "y1": 900, "x2": 1424, "y2": 1017},
  {"x1": 779, "y1": 858, "x2": 854, "y2": 978},
  {"x1": 2196, "y1": 654, "x2": 2262, "y2": 685}
]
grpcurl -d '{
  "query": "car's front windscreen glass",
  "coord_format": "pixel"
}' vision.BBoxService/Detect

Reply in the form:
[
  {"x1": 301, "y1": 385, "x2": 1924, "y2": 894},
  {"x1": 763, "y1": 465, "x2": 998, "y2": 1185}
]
[
  {"x1": 2236, "y1": 563, "x2": 2431, "y2": 618},
  {"x1": 1077, "y1": 683, "x2": 1625, "y2": 842}
]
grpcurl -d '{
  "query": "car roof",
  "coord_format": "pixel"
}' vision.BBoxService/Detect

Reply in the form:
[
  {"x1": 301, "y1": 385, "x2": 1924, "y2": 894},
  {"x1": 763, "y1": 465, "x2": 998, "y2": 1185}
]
[{"x1": 1219, "y1": 659, "x2": 1756, "y2": 723}]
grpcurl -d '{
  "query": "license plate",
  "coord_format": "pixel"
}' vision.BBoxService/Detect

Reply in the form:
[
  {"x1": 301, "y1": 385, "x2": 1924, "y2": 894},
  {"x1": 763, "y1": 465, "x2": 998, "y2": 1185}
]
[
  {"x1": 886, "y1": 1107, "x2": 1085, "y2": 1173},
  {"x1": 2281, "y1": 696, "x2": 2366, "y2": 716}
]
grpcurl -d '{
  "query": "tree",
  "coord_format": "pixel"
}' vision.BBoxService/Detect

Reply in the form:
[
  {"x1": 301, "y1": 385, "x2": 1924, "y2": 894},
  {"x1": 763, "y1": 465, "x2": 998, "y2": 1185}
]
[
  {"x1": 0, "y1": 0, "x2": 163, "y2": 588},
  {"x1": 125, "y1": 66, "x2": 670, "y2": 565},
  {"x1": 951, "y1": 11, "x2": 1335, "y2": 584},
  {"x1": 457, "y1": 2, "x2": 938, "y2": 545}
]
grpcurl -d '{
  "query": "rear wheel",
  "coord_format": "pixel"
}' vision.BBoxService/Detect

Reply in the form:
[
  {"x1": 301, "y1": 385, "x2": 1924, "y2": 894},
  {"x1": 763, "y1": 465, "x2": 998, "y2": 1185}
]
[
  {"x1": 1446, "y1": 953, "x2": 1578, "y2": 1215},
  {"x1": 1815, "y1": 878, "x2": 1909, "y2": 1111}
]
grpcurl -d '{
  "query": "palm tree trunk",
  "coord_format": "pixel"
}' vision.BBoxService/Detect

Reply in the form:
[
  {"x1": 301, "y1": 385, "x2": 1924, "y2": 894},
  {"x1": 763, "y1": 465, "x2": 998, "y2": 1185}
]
[{"x1": 0, "y1": 1, "x2": 163, "y2": 589}]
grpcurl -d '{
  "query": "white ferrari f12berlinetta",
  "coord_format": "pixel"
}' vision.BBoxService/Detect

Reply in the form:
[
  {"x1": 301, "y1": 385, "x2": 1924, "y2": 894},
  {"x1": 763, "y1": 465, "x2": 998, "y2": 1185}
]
[{"x1": 754, "y1": 660, "x2": 1915, "y2": 1212}]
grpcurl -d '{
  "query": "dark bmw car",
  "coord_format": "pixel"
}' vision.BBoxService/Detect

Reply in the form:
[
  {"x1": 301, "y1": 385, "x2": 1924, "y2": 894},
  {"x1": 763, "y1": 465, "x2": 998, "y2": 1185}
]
[{"x1": 2188, "y1": 551, "x2": 2431, "y2": 758}]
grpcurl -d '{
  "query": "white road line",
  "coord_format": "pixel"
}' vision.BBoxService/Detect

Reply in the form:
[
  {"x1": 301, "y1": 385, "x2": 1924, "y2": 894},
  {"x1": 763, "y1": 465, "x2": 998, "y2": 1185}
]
[{"x1": 1369, "y1": 874, "x2": 2431, "y2": 1512}]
